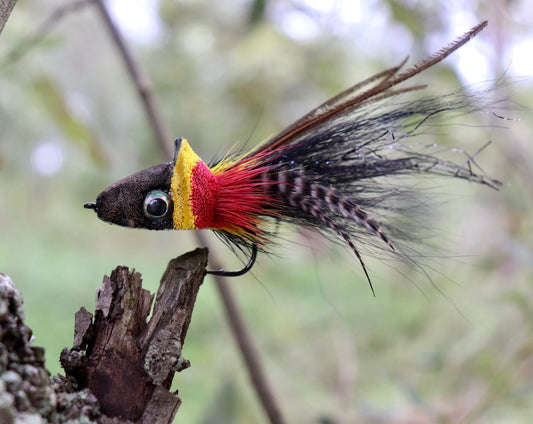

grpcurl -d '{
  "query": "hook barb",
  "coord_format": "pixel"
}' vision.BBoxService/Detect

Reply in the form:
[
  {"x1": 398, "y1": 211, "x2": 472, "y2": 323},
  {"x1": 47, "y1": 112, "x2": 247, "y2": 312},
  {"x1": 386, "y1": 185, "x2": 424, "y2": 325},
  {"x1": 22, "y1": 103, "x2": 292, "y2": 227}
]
[{"x1": 207, "y1": 244, "x2": 258, "y2": 277}]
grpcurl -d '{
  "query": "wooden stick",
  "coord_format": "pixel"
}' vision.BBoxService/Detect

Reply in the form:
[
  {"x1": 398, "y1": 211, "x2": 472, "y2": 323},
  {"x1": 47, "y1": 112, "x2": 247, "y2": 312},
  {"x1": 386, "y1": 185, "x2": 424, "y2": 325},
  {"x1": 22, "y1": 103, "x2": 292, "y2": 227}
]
[{"x1": 60, "y1": 248, "x2": 208, "y2": 422}]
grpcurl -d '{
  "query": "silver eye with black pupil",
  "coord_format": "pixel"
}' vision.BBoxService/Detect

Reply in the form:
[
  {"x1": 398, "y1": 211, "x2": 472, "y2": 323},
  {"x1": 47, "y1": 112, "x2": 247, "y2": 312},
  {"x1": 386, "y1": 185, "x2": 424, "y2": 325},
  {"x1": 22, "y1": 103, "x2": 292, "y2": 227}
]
[{"x1": 143, "y1": 190, "x2": 171, "y2": 220}]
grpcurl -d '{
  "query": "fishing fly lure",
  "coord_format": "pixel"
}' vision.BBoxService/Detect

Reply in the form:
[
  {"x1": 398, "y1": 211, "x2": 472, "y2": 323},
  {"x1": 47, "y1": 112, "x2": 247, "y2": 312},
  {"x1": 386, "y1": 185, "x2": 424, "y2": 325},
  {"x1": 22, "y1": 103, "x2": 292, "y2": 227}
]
[{"x1": 85, "y1": 21, "x2": 501, "y2": 290}]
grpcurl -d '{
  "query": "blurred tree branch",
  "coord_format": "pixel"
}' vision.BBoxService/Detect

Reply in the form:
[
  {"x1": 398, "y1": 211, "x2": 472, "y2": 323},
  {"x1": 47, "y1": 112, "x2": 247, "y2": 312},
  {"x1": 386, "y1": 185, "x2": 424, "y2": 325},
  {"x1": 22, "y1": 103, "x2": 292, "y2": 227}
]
[
  {"x1": 0, "y1": 0, "x2": 17, "y2": 36},
  {"x1": 92, "y1": 1, "x2": 287, "y2": 423},
  {"x1": 1, "y1": 0, "x2": 90, "y2": 68},
  {"x1": 93, "y1": 0, "x2": 172, "y2": 159}
]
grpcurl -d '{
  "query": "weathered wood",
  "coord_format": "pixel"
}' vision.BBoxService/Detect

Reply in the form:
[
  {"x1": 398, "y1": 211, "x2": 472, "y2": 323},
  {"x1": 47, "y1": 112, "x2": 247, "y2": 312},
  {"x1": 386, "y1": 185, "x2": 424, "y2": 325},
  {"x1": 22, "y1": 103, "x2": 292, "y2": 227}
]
[
  {"x1": 60, "y1": 248, "x2": 208, "y2": 423},
  {"x1": 2, "y1": 248, "x2": 208, "y2": 422}
]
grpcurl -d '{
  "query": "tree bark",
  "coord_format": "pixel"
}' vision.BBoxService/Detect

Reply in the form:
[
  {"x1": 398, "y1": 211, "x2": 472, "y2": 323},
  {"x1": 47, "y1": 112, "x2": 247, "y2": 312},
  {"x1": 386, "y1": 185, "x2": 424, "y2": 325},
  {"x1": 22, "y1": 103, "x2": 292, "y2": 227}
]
[
  {"x1": 0, "y1": 0, "x2": 17, "y2": 36},
  {"x1": 61, "y1": 248, "x2": 208, "y2": 423},
  {"x1": 0, "y1": 272, "x2": 55, "y2": 424},
  {"x1": 0, "y1": 248, "x2": 208, "y2": 423}
]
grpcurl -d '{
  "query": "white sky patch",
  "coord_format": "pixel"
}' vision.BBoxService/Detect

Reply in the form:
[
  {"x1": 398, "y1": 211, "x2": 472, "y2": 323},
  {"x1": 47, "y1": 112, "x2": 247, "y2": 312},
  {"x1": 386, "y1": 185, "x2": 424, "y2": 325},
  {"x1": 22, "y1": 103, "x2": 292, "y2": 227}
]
[
  {"x1": 277, "y1": 0, "x2": 366, "y2": 41},
  {"x1": 509, "y1": 37, "x2": 533, "y2": 77},
  {"x1": 444, "y1": 10, "x2": 493, "y2": 85},
  {"x1": 107, "y1": 0, "x2": 161, "y2": 44},
  {"x1": 300, "y1": 0, "x2": 364, "y2": 22},
  {"x1": 31, "y1": 141, "x2": 64, "y2": 176},
  {"x1": 454, "y1": 41, "x2": 491, "y2": 86},
  {"x1": 278, "y1": 9, "x2": 320, "y2": 41}
]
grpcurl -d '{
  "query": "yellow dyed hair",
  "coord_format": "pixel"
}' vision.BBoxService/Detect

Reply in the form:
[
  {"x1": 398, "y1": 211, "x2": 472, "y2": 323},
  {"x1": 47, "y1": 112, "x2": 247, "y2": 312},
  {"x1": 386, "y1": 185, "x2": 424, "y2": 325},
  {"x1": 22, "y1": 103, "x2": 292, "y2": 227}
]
[{"x1": 171, "y1": 139, "x2": 201, "y2": 229}]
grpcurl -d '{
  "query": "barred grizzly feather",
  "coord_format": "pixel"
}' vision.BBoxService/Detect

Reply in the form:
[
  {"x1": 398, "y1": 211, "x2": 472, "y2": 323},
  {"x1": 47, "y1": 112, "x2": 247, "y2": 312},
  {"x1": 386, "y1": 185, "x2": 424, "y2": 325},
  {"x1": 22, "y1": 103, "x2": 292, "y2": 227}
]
[
  {"x1": 208, "y1": 21, "x2": 501, "y2": 290},
  {"x1": 87, "y1": 21, "x2": 502, "y2": 290}
]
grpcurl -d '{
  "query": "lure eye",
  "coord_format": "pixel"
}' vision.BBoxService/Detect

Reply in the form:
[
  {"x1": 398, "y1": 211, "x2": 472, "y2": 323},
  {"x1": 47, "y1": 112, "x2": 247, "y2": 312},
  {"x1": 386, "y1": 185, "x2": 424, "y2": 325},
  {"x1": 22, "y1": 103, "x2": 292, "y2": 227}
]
[{"x1": 143, "y1": 190, "x2": 172, "y2": 220}]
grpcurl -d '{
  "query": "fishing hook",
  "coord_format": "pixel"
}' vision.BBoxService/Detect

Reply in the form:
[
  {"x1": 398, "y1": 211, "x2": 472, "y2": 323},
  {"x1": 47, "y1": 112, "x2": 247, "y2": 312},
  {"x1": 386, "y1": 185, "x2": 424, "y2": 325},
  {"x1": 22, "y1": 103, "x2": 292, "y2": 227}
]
[{"x1": 207, "y1": 244, "x2": 258, "y2": 277}]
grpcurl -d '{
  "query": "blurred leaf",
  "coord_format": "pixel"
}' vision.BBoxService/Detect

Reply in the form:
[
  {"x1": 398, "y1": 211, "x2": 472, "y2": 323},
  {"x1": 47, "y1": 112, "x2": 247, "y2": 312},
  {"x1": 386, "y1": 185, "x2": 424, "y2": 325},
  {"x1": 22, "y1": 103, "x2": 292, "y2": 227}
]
[
  {"x1": 389, "y1": 0, "x2": 432, "y2": 37},
  {"x1": 248, "y1": 0, "x2": 267, "y2": 27},
  {"x1": 32, "y1": 75, "x2": 106, "y2": 165},
  {"x1": 503, "y1": 291, "x2": 533, "y2": 322}
]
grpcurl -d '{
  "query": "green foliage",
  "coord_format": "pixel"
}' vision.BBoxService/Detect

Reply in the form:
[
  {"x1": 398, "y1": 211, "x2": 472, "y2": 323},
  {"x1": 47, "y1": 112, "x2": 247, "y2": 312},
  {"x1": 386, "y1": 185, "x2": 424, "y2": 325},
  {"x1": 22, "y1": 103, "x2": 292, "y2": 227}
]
[{"x1": 1, "y1": 1, "x2": 532, "y2": 423}]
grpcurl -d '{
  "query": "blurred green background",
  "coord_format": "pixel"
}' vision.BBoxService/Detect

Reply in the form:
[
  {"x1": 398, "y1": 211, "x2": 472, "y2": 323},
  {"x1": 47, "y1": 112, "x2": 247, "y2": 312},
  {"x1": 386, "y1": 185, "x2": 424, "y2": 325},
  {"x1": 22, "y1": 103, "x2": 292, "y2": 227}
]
[{"x1": 1, "y1": 0, "x2": 532, "y2": 423}]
